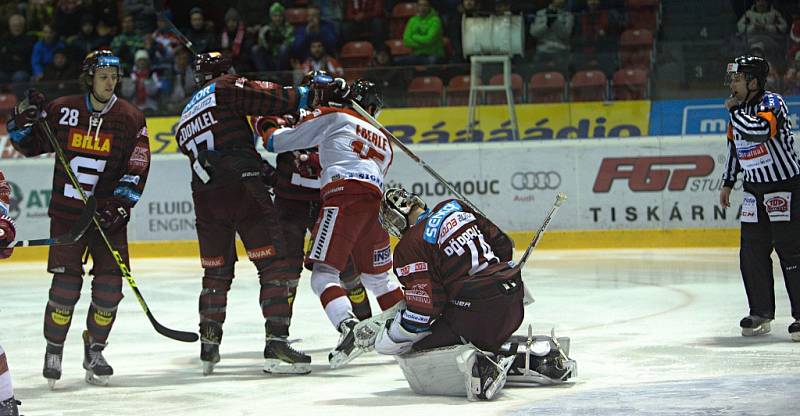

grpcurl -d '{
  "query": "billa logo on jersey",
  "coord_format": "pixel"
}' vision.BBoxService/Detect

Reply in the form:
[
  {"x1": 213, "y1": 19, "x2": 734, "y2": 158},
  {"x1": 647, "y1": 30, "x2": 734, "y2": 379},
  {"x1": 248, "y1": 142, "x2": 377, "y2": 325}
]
[{"x1": 67, "y1": 128, "x2": 113, "y2": 156}]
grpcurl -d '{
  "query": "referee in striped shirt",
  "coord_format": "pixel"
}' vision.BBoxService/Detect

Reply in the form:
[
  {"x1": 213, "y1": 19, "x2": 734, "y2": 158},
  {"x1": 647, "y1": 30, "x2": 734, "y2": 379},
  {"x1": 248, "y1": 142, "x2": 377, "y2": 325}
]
[{"x1": 720, "y1": 55, "x2": 800, "y2": 341}]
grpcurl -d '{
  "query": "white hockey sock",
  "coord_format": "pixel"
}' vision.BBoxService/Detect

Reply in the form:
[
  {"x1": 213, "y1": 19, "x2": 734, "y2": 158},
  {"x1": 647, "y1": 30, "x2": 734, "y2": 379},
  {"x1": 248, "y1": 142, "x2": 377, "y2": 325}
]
[
  {"x1": 311, "y1": 263, "x2": 354, "y2": 328},
  {"x1": 360, "y1": 272, "x2": 403, "y2": 310},
  {"x1": 323, "y1": 294, "x2": 353, "y2": 328},
  {"x1": 0, "y1": 346, "x2": 13, "y2": 401}
]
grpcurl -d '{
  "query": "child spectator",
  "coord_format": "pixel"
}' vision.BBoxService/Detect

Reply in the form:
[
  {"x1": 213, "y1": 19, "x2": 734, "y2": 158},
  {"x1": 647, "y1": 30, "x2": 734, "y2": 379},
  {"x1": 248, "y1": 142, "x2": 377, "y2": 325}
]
[
  {"x1": 121, "y1": 49, "x2": 161, "y2": 114},
  {"x1": 397, "y1": 0, "x2": 445, "y2": 66},
  {"x1": 32, "y1": 23, "x2": 65, "y2": 81},
  {"x1": 254, "y1": 3, "x2": 295, "y2": 72}
]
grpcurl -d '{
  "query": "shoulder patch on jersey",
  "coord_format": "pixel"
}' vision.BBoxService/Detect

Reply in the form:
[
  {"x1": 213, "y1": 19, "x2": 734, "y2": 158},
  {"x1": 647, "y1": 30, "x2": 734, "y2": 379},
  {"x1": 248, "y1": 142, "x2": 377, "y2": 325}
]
[
  {"x1": 437, "y1": 211, "x2": 476, "y2": 244},
  {"x1": 761, "y1": 93, "x2": 781, "y2": 112},
  {"x1": 423, "y1": 200, "x2": 463, "y2": 244},
  {"x1": 180, "y1": 83, "x2": 217, "y2": 123},
  {"x1": 396, "y1": 261, "x2": 428, "y2": 277},
  {"x1": 235, "y1": 77, "x2": 247, "y2": 88},
  {"x1": 406, "y1": 282, "x2": 432, "y2": 306}
]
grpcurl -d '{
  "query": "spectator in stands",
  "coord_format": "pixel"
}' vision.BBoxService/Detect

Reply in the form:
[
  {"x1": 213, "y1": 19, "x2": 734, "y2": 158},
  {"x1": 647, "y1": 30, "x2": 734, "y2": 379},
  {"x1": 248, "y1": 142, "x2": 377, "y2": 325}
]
[
  {"x1": 67, "y1": 15, "x2": 101, "y2": 63},
  {"x1": 445, "y1": 0, "x2": 481, "y2": 64},
  {"x1": 783, "y1": 53, "x2": 800, "y2": 95},
  {"x1": 219, "y1": 8, "x2": 256, "y2": 74},
  {"x1": 111, "y1": 14, "x2": 146, "y2": 74},
  {"x1": 26, "y1": 0, "x2": 54, "y2": 38},
  {"x1": 0, "y1": 3, "x2": 22, "y2": 39},
  {"x1": 365, "y1": 44, "x2": 411, "y2": 105},
  {"x1": 293, "y1": 39, "x2": 344, "y2": 83},
  {"x1": 788, "y1": 18, "x2": 800, "y2": 66},
  {"x1": 292, "y1": 6, "x2": 339, "y2": 62},
  {"x1": 53, "y1": 0, "x2": 85, "y2": 39},
  {"x1": 91, "y1": 0, "x2": 120, "y2": 34},
  {"x1": 94, "y1": 18, "x2": 116, "y2": 51},
  {"x1": 528, "y1": 0, "x2": 574, "y2": 74},
  {"x1": 162, "y1": 46, "x2": 195, "y2": 113},
  {"x1": 123, "y1": 0, "x2": 157, "y2": 33},
  {"x1": 41, "y1": 48, "x2": 81, "y2": 96},
  {"x1": 148, "y1": 17, "x2": 180, "y2": 73},
  {"x1": 737, "y1": 0, "x2": 787, "y2": 68},
  {"x1": 342, "y1": 0, "x2": 386, "y2": 46},
  {"x1": 31, "y1": 23, "x2": 65, "y2": 82},
  {"x1": 235, "y1": 0, "x2": 270, "y2": 35},
  {"x1": 253, "y1": 3, "x2": 295, "y2": 73},
  {"x1": 185, "y1": 7, "x2": 217, "y2": 54},
  {"x1": 314, "y1": 0, "x2": 344, "y2": 32},
  {"x1": 121, "y1": 49, "x2": 161, "y2": 114},
  {"x1": 396, "y1": 0, "x2": 445, "y2": 66},
  {"x1": 573, "y1": 0, "x2": 624, "y2": 75},
  {"x1": 0, "y1": 14, "x2": 36, "y2": 85}
]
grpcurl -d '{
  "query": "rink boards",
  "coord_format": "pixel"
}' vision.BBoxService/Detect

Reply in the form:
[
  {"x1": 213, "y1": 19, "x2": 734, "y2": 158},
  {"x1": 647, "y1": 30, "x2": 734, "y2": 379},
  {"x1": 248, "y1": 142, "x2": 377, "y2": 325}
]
[{"x1": 1, "y1": 135, "x2": 742, "y2": 259}]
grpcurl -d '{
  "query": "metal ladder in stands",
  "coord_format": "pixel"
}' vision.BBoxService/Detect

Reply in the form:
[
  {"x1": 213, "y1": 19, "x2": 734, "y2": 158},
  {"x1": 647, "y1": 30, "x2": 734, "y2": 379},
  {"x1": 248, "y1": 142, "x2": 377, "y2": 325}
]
[{"x1": 467, "y1": 55, "x2": 520, "y2": 140}]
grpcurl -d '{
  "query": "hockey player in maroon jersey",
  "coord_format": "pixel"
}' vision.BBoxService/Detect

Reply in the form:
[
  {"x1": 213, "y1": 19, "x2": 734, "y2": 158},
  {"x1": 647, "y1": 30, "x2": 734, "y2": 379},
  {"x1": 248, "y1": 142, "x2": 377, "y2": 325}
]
[
  {"x1": 370, "y1": 188, "x2": 576, "y2": 400},
  {"x1": 176, "y1": 52, "x2": 347, "y2": 375},
  {"x1": 0, "y1": 169, "x2": 20, "y2": 415},
  {"x1": 7, "y1": 50, "x2": 151, "y2": 388},
  {"x1": 253, "y1": 71, "x2": 373, "y2": 323},
  {"x1": 264, "y1": 78, "x2": 404, "y2": 368}
]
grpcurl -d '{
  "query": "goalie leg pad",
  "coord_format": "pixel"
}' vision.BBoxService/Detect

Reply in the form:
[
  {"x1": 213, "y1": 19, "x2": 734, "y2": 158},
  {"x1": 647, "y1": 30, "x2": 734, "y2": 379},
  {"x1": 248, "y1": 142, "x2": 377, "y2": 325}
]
[{"x1": 396, "y1": 344, "x2": 511, "y2": 400}]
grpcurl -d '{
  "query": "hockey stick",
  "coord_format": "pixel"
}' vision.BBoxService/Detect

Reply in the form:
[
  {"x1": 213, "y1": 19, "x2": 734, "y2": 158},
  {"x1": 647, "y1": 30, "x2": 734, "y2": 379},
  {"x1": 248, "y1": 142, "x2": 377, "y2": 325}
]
[
  {"x1": 514, "y1": 192, "x2": 567, "y2": 271},
  {"x1": 38, "y1": 120, "x2": 199, "y2": 343},
  {"x1": 154, "y1": 9, "x2": 197, "y2": 55},
  {"x1": 349, "y1": 100, "x2": 486, "y2": 216},
  {"x1": 2, "y1": 196, "x2": 96, "y2": 248}
]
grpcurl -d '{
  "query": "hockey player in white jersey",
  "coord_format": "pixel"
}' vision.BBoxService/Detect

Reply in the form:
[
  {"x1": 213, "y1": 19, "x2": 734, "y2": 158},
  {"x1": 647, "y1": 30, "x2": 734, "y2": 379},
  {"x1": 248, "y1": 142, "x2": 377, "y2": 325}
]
[{"x1": 264, "y1": 78, "x2": 404, "y2": 367}]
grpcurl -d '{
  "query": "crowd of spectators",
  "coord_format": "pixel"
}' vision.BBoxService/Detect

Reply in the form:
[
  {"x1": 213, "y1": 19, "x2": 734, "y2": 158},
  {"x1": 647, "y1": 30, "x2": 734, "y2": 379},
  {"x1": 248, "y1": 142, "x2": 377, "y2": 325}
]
[{"x1": 0, "y1": 1, "x2": 799, "y2": 113}]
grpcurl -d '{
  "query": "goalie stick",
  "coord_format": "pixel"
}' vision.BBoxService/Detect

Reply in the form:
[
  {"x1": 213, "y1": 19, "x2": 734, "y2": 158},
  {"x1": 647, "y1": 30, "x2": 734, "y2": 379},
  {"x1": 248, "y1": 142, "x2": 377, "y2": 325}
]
[
  {"x1": 514, "y1": 192, "x2": 567, "y2": 271},
  {"x1": 38, "y1": 120, "x2": 199, "y2": 343},
  {"x1": 2, "y1": 196, "x2": 96, "y2": 248}
]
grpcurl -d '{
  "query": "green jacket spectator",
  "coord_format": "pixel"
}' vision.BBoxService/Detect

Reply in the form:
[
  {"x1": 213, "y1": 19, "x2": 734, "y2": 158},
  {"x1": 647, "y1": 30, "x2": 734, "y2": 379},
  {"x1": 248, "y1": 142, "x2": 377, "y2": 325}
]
[{"x1": 402, "y1": 0, "x2": 444, "y2": 61}]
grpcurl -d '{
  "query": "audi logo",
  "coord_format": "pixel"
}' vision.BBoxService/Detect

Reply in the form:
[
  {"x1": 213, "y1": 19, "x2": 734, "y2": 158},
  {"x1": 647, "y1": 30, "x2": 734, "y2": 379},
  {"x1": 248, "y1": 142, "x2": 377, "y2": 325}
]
[{"x1": 511, "y1": 171, "x2": 561, "y2": 190}]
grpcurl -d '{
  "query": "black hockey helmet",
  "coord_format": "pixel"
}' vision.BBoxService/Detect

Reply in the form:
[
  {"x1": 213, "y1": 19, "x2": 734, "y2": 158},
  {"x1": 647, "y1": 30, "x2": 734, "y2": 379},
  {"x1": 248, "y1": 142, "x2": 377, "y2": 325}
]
[
  {"x1": 726, "y1": 55, "x2": 769, "y2": 90},
  {"x1": 81, "y1": 50, "x2": 121, "y2": 77},
  {"x1": 194, "y1": 51, "x2": 232, "y2": 85},
  {"x1": 80, "y1": 50, "x2": 121, "y2": 92},
  {"x1": 379, "y1": 187, "x2": 426, "y2": 238},
  {"x1": 351, "y1": 79, "x2": 383, "y2": 116}
]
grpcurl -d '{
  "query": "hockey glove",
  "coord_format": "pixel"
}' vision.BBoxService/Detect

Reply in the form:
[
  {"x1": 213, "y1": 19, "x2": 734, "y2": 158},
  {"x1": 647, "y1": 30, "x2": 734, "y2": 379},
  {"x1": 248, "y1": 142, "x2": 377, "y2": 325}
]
[
  {"x1": 0, "y1": 215, "x2": 16, "y2": 258},
  {"x1": 13, "y1": 88, "x2": 46, "y2": 129},
  {"x1": 311, "y1": 77, "x2": 350, "y2": 108},
  {"x1": 97, "y1": 198, "x2": 131, "y2": 234},
  {"x1": 293, "y1": 150, "x2": 321, "y2": 178},
  {"x1": 254, "y1": 115, "x2": 292, "y2": 138}
]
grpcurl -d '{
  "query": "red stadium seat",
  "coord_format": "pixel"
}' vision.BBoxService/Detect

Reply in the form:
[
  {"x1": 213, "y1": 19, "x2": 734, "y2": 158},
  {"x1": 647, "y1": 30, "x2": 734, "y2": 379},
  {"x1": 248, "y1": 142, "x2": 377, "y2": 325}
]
[
  {"x1": 626, "y1": 0, "x2": 660, "y2": 31},
  {"x1": 285, "y1": 8, "x2": 308, "y2": 26},
  {"x1": 486, "y1": 73, "x2": 523, "y2": 104},
  {"x1": 528, "y1": 72, "x2": 566, "y2": 103},
  {"x1": 612, "y1": 68, "x2": 649, "y2": 100},
  {"x1": 446, "y1": 75, "x2": 474, "y2": 106},
  {"x1": 570, "y1": 70, "x2": 607, "y2": 102},
  {"x1": 408, "y1": 76, "x2": 443, "y2": 107},
  {"x1": 340, "y1": 41, "x2": 374, "y2": 69},
  {"x1": 385, "y1": 39, "x2": 411, "y2": 57},
  {"x1": 619, "y1": 29, "x2": 654, "y2": 70},
  {"x1": 390, "y1": 2, "x2": 417, "y2": 39}
]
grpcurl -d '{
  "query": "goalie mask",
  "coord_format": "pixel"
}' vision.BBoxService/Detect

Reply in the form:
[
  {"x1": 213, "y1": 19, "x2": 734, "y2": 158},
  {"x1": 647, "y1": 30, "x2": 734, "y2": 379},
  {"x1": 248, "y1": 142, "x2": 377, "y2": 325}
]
[{"x1": 380, "y1": 188, "x2": 426, "y2": 238}]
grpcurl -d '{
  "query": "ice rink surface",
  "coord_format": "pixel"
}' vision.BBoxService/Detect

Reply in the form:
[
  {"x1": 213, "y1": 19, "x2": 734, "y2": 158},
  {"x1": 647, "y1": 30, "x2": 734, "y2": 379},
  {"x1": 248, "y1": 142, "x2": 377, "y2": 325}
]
[{"x1": 1, "y1": 248, "x2": 799, "y2": 416}]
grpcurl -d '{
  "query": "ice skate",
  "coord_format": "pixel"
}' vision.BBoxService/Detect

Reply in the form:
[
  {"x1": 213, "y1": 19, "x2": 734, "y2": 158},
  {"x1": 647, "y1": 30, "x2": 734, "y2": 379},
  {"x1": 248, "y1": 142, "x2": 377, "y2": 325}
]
[
  {"x1": 42, "y1": 342, "x2": 63, "y2": 390},
  {"x1": 740, "y1": 315, "x2": 772, "y2": 336},
  {"x1": 263, "y1": 338, "x2": 311, "y2": 375},
  {"x1": 200, "y1": 322, "x2": 222, "y2": 375},
  {"x1": 82, "y1": 331, "x2": 113, "y2": 386},
  {"x1": 329, "y1": 318, "x2": 363, "y2": 369},
  {"x1": 789, "y1": 320, "x2": 800, "y2": 342},
  {"x1": 0, "y1": 397, "x2": 20, "y2": 416},
  {"x1": 465, "y1": 353, "x2": 515, "y2": 401}
]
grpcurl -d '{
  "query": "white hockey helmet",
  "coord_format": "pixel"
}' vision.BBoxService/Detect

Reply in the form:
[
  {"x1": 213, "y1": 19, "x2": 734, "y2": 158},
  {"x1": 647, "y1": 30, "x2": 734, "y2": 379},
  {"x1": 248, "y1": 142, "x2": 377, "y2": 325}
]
[{"x1": 380, "y1": 187, "x2": 426, "y2": 238}]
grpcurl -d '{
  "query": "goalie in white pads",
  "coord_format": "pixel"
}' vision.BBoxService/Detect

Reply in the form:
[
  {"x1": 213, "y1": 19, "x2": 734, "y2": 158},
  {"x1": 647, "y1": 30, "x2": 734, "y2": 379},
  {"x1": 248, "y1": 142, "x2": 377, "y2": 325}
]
[{"x1": 366, "y1": 187, "x2": 576, "y2": 400}]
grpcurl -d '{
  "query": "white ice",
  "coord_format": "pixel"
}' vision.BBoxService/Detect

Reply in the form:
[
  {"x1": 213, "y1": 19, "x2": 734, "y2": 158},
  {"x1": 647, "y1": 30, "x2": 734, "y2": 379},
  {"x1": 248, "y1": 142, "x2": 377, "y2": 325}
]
[{"x1": 1, "y1": 248, "x2": 799, "y2": 416}]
